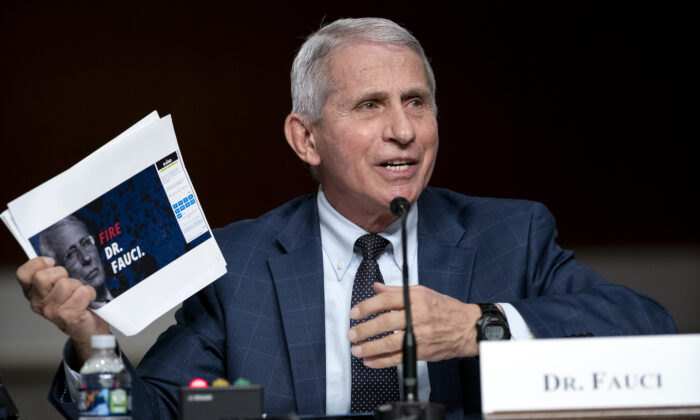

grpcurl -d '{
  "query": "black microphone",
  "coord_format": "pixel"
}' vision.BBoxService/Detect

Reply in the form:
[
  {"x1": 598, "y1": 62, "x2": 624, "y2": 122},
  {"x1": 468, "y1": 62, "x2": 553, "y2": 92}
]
[
  {"x1": 389, "y1": 197, "x2": 417, "y2": 401},
  {"x1": 390, "y1": 197, "x2": 410, "y2": 219},
  {"x1": 375, "y1": 198, "x2": 445, "y2": 420}
]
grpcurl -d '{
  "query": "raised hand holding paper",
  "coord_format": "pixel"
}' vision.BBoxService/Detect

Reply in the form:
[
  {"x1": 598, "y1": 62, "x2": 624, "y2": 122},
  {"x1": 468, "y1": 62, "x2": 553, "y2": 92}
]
[{"x1": 1, "y1": 111, "x2": 227, "y2": 335}]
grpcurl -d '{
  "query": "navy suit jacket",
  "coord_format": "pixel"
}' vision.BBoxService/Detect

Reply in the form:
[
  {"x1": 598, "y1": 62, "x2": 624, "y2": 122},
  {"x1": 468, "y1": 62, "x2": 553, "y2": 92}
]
[{"x1": 50, "y1": 187, "x2": 677, "y2": 419}]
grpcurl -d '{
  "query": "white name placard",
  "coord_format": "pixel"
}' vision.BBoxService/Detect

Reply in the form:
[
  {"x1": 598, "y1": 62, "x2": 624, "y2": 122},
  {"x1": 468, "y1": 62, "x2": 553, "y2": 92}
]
[{"x1": 480, "y1": 334, "x2": 700, "y2": 415}]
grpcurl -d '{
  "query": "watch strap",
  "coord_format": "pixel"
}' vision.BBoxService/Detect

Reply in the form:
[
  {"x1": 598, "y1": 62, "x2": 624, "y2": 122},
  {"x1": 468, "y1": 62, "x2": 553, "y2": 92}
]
[{"x1": 477, "y1": 303, "x2": 502, "y2": 317}]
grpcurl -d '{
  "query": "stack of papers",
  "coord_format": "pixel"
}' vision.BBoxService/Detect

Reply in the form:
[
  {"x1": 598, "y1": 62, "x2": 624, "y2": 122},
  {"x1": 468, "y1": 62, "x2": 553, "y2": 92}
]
[{"x1": 1, "y1": 111, "x2": 227, "y2": 335}]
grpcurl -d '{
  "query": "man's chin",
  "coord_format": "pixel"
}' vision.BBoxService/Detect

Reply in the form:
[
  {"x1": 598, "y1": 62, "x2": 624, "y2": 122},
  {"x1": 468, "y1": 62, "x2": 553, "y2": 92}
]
[
  {"x1": 383, "y1": 185, "x2": 423, "y2": 206},
  {"x1": 84, "y1": 276, "x2": 105, "y2": 290}
]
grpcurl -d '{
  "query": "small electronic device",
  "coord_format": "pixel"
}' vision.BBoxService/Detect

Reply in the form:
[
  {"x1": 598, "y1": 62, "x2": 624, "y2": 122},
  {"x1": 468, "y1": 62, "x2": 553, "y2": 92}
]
[{"x1": 178, "y1": 383, "x2": 262, "y2": 420}]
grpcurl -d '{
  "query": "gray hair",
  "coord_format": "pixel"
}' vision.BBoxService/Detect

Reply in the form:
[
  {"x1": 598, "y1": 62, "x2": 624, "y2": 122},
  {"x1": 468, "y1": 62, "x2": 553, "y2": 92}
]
[
  {"x1": 290, "y1": 17, "x2": 437, "y2": 122},
  {"x1": 39, "y1": 215, "x2": 86, "y2": 261}
]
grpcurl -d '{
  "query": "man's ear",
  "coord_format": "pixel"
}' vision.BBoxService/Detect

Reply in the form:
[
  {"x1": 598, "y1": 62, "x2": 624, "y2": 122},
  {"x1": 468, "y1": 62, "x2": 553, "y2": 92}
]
[{"x1": 284, "y1": 113, "x2": 321, "y2": 166}]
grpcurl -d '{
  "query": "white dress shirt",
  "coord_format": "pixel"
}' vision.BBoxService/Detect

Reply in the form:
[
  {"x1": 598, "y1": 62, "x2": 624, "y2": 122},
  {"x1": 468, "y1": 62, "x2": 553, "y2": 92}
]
[{"x1": 317, "y1": 188, "x2": 429, "y2": 414}]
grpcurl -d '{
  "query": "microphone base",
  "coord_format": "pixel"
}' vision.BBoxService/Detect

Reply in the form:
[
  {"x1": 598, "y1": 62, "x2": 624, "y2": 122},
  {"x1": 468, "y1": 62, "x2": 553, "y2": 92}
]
[{"x1": 374, "y1": 400, "x2": 445, "y2": 420}]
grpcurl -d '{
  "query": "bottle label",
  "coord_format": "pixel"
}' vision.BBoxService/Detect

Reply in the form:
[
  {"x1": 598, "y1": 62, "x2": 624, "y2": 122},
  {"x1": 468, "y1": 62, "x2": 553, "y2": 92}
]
[
  {"x1": 109, "y1": 388, "x2": 129, "y2": 414},
  {"x1": 79, "y1": 374, "x2": 131, "y2": 418}
]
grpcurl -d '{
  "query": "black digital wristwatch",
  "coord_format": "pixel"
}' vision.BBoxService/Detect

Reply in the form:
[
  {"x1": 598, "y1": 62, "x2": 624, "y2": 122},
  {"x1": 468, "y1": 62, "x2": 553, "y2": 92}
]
[{"x1": 476, "y1": 303, "x2": 511, "y2": 342}]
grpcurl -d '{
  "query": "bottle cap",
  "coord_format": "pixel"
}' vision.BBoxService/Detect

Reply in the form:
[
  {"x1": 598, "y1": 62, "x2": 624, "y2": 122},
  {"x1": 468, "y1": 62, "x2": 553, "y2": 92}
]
[{"x1": 91, "y1": 334, "x2": 116, "y2": 349}]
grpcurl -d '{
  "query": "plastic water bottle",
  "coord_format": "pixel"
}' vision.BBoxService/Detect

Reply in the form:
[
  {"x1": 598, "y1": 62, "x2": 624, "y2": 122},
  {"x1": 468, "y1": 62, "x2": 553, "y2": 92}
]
[{"x1": 78, "y1": 335, "x2": 132, "y2": 419}]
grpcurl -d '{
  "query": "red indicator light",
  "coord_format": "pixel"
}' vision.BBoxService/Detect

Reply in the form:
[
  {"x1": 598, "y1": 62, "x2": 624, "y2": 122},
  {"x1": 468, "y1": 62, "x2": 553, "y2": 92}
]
[{"x1": 189, "y1": 378, "x2": 209, "y2": 388}]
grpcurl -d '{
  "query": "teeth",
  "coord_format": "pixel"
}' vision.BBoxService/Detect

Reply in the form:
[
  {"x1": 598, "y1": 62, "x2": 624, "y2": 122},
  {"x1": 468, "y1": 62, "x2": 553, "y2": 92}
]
[
  {"x1": 387, "y1": 164, "x2": 410, "y2": 171},
  {"x1": 383, "y1": 160, "x2": 412, "y2": 171}
]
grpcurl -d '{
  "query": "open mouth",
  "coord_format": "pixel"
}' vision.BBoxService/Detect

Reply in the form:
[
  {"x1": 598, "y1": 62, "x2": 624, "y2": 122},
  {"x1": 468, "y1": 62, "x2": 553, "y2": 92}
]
[{"x1": 380, "y1": 160, "x2": 416, "y2": 172}]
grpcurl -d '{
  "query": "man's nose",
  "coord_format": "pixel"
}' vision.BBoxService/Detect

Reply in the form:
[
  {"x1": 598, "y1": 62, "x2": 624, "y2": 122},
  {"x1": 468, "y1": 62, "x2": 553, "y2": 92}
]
[
  {"x1": 384, "y1": 106, "x2": 416, "y2": 145},
  {"x1": 79, "y1": 249, "x2": 92, "y2": 264}
]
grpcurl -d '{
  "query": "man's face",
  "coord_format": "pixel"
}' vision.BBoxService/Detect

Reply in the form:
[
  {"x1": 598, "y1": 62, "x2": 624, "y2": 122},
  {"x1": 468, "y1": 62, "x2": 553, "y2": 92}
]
[
  {"x1": 51, "y1": 221, "x2": 105, "y2": 289},
  {"x1": 310, "y1": 42, "x2": 439, "y2": 223}
]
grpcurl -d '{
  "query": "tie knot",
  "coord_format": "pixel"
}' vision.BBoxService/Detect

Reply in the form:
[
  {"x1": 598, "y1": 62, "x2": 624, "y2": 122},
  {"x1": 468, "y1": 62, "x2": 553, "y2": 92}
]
[{"x1": 355, "y1": 233, "x2": 389, "y2": 261}]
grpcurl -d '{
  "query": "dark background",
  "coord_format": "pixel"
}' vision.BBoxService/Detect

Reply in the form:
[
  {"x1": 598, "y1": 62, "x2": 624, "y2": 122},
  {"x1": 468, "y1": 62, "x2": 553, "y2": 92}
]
[{"x1": 1, "y1": 1, "x2": 698, "y2": 264}]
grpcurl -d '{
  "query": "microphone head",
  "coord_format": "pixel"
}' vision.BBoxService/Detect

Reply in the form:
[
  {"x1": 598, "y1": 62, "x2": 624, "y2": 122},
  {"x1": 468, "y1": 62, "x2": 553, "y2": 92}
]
[{"x1": 390, "y1": 197, "x2": 411, "y2": 216}]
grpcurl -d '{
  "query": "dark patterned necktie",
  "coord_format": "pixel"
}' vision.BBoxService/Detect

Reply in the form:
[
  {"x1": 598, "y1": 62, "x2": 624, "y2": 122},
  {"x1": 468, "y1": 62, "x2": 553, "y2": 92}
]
[{"x1": 350, "y1": 233, "x2": 400, "y2": 413}]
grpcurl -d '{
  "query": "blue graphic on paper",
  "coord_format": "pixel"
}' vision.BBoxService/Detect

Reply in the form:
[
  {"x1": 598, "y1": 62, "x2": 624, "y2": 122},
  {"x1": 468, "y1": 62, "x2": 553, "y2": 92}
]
[{"x1": 28, "y1": 165, "x2": 210, "y2": 298}]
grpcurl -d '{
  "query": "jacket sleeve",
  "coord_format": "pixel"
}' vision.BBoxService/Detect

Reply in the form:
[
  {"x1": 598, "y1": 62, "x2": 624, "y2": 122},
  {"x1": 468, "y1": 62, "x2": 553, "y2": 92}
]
[{"x1": 509, "y1": 202, "x2": 678, "y2": 338}]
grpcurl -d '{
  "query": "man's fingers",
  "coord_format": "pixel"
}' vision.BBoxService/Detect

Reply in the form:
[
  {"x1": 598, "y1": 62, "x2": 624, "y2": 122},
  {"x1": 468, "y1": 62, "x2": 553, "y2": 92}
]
[
  {"x1": 69, "y1": 284, "x2": 98, "y2": 307},
  {"x1": 26, "y1": 266, "x2": 70, "y2": 301},
  {"x1": 49, "y1": 278, "x2": 93, "y2": 310},
  {"x1": 351, "y1": 330, "x2": 404, "y2": 359},
  {"x1": 44, "y1": 283, "x2": 99, "y2": 335},
  {"x1": 362, "y1": 350, "x2": 403, "y2": 369},
  {"x1": 16, "y1": 256, "x2": 55, "y2": 281},
  {"x1": 16, "y1": 257, "x2": 107, "y2": 356},
  {"x1": 372, "y1": 282, "x2": 398, "y2": 294},
  {"x1": 16, "y1": 257, "x2": 56, "y2": 295},
  {"x1": 34, "y1": 277, "x2": 87, "y2": 321},
  {"x1": 348, "y1": 310, "x2": 405, "y2": 343},
  {"x1": 350, "y1": 283, "x2": 404, "y2": 319},
  {"x1": 59, "y1": 284, "x2": 98, "y2": 323}
]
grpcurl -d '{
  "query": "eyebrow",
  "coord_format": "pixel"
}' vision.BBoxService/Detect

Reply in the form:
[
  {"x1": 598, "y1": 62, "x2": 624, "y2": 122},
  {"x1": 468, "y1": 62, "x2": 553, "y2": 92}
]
[
  {"x1": 351, "y1": 91, "x2": 388, "y2": 105},
  {"x1": 350, "y1": 87, "x2": 432, "y2": 106},
  {"x1": 401, "y1": 88, "x2": 431, "y2": 101}
]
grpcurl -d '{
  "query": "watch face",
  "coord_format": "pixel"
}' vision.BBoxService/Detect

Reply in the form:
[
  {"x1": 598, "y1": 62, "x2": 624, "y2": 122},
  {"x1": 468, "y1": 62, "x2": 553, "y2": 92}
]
[{"x1": 484, "y1": 325, "x2": 505, "y2": 340}]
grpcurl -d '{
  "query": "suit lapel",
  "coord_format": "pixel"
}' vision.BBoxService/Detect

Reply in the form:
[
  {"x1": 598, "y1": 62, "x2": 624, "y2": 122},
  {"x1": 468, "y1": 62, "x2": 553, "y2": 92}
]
[
  {"x1": 417, "y1": 188, "x2": 476, "y2": 412},
  {"x1": 268, "y1": 196, "x2": 326, "y2": 414},
  {"x1": 417, "y1": 188, "x2": 475, "y2": 311}
]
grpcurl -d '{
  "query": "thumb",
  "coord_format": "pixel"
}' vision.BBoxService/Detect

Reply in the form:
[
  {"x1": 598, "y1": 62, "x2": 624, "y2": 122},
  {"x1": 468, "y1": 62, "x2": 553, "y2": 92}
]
[{"x1": 40, "y1": 256, "x2": 56, "y2": 267}]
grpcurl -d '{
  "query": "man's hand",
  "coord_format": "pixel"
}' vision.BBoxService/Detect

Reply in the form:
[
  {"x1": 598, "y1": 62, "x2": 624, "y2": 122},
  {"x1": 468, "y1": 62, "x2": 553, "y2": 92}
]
[
  {"x1": 16, "y1": 257, "x2": 110, "y2": 364},
  {"x1": 346, "y1": 283, "x2": 482, "y2": 369}
]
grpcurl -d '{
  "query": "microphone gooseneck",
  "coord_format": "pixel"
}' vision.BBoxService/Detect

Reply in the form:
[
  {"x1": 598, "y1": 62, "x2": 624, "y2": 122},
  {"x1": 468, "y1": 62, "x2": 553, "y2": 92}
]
[
  {"x1": 376, "y1": 198, "x2": 444, "y2": 420},
  {"x1": 390, "y1": 197, "x2": 417, "y2": 402}
]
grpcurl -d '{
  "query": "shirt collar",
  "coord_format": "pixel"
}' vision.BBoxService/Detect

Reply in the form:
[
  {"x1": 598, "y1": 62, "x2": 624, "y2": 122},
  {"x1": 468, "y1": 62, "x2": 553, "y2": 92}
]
[{"x1": 317, "y1": 186, "x2": 418, "y2": 281}]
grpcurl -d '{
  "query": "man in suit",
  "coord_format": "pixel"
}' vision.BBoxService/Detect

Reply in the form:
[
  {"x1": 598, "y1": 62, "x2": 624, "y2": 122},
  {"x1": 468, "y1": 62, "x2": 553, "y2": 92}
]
[{"x1": 16, "y1": 17, "x2": 676, "y2": 420}]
